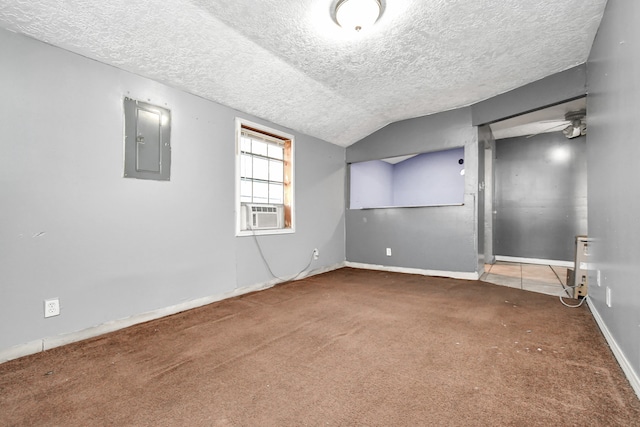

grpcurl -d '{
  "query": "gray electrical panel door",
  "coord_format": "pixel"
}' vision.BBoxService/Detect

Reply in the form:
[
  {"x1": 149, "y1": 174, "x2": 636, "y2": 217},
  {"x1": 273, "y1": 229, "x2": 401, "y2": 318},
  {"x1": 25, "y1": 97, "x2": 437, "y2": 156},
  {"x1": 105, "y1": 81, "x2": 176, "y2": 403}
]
[{"x1": 124, "y1": 97, "x2": 171, "y2": 180}]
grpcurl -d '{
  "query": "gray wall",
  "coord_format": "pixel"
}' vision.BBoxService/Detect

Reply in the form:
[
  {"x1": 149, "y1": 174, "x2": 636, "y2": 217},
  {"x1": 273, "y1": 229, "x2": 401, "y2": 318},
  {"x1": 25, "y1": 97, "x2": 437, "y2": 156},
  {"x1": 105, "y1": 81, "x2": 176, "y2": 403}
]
[
  {"x1": 0, "y1": 29, "x2": 345, "y2": 353},
  {"x1": 471, "y1": 65, "x2": 587, "y2": 126},
  {"x1": 494, "y1": 133, "x2": 587, "y2": 261},
  {"x1": 345, "y1": 108, "x2": 481, "y2": 274},
  {"x1": 586, "y1": 0, "x2": 640, "y2": 380},
  {"x1": 479, "y1": 126, "x2": 495, "y2": 264}
]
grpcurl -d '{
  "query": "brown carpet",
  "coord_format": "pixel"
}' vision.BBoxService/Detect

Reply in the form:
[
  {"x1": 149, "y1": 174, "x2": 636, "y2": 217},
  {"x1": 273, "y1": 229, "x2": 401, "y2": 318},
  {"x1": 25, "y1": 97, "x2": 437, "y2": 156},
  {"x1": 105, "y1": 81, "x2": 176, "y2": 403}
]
[{"x1": 1, "y1": 268, "x2": 639, "y2": 426}]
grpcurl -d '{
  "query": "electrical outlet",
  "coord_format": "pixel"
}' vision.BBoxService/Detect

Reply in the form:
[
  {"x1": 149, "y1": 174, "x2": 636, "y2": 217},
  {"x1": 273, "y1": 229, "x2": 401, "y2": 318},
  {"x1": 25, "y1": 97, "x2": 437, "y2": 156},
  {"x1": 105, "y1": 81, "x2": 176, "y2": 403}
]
[
  {"x1": 313, "y1": 248, "x2": 319, "y2": 260},
  {"x1": 44, "y1": 298, "x2": 60, "y2": 318},
  {"x1": 386, "y1": 248, "x2": 392, "y2": 256},
  {"x1": 606, "y1": 287, "x2": 612, "y2": 308}
]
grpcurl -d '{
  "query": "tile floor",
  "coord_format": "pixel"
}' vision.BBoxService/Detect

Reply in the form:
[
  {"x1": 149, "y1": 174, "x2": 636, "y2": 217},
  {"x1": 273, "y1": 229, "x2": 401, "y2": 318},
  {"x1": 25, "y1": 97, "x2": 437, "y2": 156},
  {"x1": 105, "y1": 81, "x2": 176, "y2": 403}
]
[{"x1": 481, "y1": 261, "x2": 573, "y2": 297}]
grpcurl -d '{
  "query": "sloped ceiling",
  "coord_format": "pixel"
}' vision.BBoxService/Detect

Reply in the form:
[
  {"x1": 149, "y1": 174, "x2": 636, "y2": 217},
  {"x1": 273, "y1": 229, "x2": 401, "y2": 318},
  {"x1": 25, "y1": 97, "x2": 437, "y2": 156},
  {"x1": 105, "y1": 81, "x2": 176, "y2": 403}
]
[{"x1": 0, "y1": 0, "x2": 606, "y2": 146}]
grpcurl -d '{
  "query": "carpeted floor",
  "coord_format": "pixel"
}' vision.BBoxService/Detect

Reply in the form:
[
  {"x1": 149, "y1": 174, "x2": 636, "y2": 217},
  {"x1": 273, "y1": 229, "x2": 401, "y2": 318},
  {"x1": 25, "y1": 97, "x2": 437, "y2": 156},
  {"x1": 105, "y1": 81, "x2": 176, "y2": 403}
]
[{"x1": 1, "y1": 268, "x2": 639, "y2": 426}]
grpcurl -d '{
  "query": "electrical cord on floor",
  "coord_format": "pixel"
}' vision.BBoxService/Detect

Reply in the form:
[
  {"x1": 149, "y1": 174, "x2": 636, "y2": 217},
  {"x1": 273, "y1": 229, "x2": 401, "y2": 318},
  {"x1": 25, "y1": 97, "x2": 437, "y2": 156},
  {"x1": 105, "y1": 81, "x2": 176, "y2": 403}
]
[
  {"x1": 559, "y1": 292, "x2": 587, "y2": 308},
  {"x1": 249, "y1": 225, "x2": 315, "y2": 284},
  {"x1": 551, "y1": 266, "x2": 587, "y2": 308}
]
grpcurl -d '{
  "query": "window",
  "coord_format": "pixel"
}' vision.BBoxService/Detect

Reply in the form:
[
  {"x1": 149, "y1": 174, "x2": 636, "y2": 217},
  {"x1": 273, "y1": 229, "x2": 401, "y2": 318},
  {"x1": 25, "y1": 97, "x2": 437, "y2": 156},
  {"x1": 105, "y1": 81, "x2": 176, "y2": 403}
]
[{"x1": 236, "y1": 119, "x2": 294, "y2": 235}]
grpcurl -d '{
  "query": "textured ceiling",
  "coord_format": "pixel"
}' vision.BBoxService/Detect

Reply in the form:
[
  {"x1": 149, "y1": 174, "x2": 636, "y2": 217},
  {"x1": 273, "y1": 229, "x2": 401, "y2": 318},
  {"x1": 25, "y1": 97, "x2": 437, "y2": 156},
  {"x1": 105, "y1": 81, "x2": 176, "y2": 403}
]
[{"x1": 0, "y1": 0, "x2": 606, "y2": 146}]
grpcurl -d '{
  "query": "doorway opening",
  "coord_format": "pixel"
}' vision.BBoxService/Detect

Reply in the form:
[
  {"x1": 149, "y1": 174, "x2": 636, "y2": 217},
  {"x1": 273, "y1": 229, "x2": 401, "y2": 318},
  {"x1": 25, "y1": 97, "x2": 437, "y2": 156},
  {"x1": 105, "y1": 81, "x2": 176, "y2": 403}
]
[{"x1": 484, "y1": 97, "x2": 588, "y2": 266}]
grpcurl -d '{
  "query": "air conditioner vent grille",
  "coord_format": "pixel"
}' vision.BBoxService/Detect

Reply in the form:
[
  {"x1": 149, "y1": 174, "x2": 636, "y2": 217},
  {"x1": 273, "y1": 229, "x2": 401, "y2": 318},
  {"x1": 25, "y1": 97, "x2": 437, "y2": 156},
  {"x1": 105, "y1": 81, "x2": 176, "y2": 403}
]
[
  {"x1": 251, "y1": 206, "x2": 277, "y2": 213},
  {"x1": 242, "y1": 203, "x2": 284, "y2": 230}
]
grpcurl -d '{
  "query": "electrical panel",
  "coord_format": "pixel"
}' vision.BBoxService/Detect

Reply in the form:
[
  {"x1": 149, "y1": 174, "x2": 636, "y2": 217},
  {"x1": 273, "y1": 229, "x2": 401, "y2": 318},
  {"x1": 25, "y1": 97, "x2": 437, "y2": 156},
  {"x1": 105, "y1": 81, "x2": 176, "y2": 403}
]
[{"x1": 123, "y1": 97, "x2": 171, "y2": 181}]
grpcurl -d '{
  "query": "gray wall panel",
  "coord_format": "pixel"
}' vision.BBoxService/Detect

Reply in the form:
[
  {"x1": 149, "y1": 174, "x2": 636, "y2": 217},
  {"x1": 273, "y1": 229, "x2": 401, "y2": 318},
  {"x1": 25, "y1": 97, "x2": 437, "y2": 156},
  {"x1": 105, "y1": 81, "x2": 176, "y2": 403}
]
[
  {"x1": 346, "y1": 108, "x2": 481, "y2": 274},
  {"x1": 476, "y1": 126, "x2": 490, "y2": 269},
  {"x1": 480, "y1": 126, "x2": 496, "y2": 264},
  {"x1": 347, "y1": 108, "x2": 475, "y2": 164},
  {"x1": 346, "y1": 201, "x2": 477, "y2": 271},
  {"x1": 585, "y1": 0, "x2": 640, "y2": 380},
  {"x1": 0, "y1": 28, "x2": 345, "y2": 353},
  {"x1": 471, "y1": 65, "x2": 587, "y2": 126},
  {"x1": 494, "y1": 133, "x2": 587, "y2": 261}
]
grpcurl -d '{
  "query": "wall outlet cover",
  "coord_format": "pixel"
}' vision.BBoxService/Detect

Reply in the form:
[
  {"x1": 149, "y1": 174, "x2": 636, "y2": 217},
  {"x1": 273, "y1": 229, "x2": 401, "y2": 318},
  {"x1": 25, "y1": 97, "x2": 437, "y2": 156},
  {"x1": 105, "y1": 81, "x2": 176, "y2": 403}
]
[{"x1": 44, "y1": 298, "x2": 60, "y2": 318}]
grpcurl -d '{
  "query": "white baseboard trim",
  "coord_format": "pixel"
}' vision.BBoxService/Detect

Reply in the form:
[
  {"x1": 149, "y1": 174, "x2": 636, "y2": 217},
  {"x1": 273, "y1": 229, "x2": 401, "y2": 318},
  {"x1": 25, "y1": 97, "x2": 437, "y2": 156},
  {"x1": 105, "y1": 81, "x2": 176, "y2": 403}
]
[
  {"x1": 0, "y1": 263, "x2": 344, "y2": 364},
  {"x1": 587, "y1": 298, "x2": 640, "y2": 399},
  {"x1": 0, "y1": 340, "x2": 43, "y2": 364},
  {"x1": 345, "y1": 261, "x2": 480, "y2": 281},
  {"x1": 495, "y1": 255, "x2": 574, "y2": 268}
]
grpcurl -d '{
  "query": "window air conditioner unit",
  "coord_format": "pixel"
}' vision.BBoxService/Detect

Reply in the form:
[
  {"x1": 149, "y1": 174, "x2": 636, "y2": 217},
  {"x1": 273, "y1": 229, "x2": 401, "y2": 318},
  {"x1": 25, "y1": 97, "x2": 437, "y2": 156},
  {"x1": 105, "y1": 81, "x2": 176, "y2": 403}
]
[{"x1": 242, "y1": 204, "x2": 284, "y2": 230}]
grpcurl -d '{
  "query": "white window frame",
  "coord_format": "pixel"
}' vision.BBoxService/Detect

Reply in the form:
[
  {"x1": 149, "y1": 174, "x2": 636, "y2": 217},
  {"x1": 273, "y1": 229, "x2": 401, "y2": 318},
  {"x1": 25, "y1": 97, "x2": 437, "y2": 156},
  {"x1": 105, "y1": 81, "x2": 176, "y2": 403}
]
[{"x1": 235, "y1": 118, "x2": 295, "y2": 236}]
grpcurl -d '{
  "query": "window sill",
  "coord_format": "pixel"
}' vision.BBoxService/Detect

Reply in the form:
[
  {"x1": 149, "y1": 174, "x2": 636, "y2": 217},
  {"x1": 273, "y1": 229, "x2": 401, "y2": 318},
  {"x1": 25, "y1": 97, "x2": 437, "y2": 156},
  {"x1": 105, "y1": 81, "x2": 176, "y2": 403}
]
[
  {"x1": 348, "y1": 203, "x2": 464, "y2": 210},
  {"x1": 236, "y1": 228, "x2": 295, "y2": 237}
]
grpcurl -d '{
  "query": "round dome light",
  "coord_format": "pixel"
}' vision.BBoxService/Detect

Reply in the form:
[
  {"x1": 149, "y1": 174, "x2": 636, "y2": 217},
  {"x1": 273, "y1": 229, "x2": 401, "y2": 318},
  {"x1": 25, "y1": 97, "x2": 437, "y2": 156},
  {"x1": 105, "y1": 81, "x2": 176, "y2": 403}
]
[{"x1": 336, "y1": 0, "x2": 382, "y2": 32}]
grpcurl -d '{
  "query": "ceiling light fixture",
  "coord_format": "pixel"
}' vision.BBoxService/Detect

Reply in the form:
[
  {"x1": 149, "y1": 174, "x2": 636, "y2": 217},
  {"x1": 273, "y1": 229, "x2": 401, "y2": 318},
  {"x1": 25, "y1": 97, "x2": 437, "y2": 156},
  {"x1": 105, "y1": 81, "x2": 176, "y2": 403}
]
[{"x1": 335, "y1": 0, "x2": 382, "y2": 32}]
